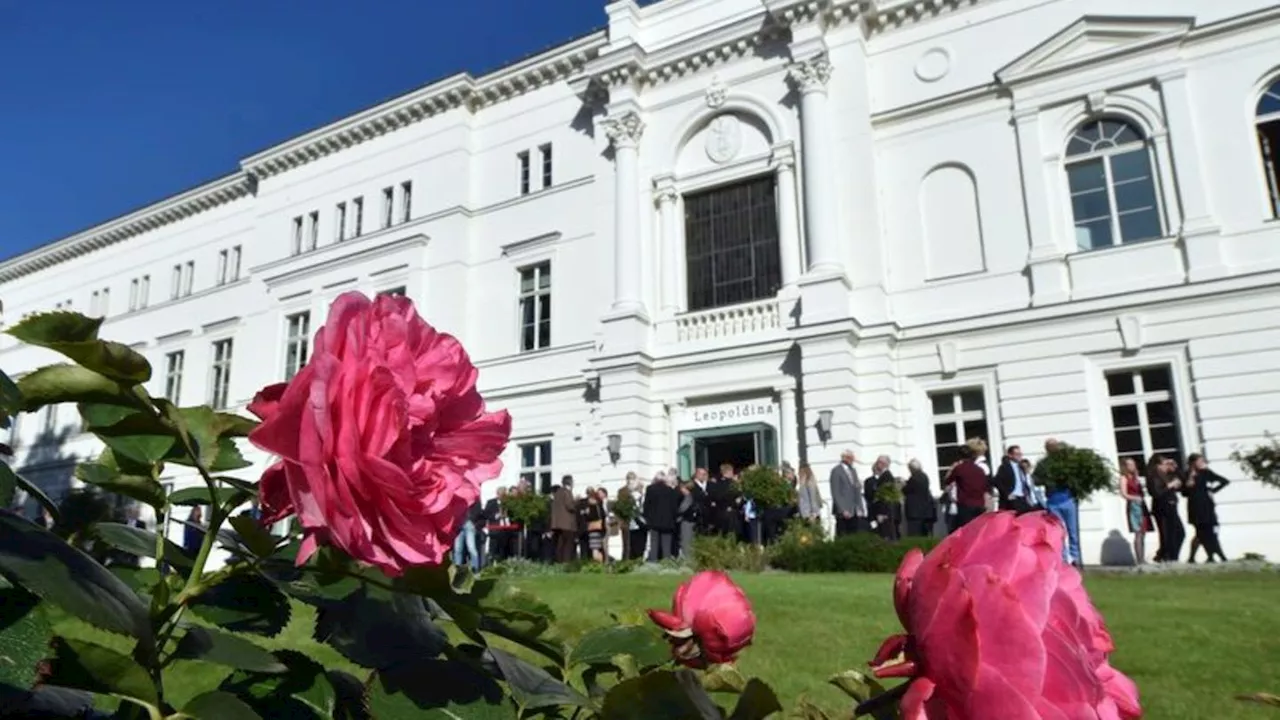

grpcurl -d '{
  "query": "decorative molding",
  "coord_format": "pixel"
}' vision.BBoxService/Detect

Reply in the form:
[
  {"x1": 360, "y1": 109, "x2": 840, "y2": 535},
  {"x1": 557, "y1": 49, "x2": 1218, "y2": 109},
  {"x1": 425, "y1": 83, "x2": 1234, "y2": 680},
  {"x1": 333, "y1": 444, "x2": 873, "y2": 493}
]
[
  {"x1": 995, "y1": 15, "x2": 1194, "y2": 88},
  {"x1": 787, "y1": 55, "x2": 833, "y2": 94},
  {"x1": 1085, "y1": 90, "x2": 1108, "y2": 113},
  {"x1": 1117, "y1": 314, "x2": 1145, "y2": 352},
  {"x1": 201, "y1": 316, "x2": 241, "y2": 333},
  {"x1": 706, "y1": 76, "x2": 728, "y2": 108},
  {"x1": 260, "y1": 234, "x2": 429, "y2": 289},
  {"x1": 937, "y1": 341, "x2": 960, "y2": 375},
  {"x1": 0, "y1": 173, "x2": 252, "y2": 284},
  {"x1": 704, "y1": 114, "x2": 742, "y2": 164},
  {"x1": 770, "y1": 142, "x2": 797, "y2": 170},
  {"x1": 913, "y1": 47, "x2": 952, "y2": 83},
  {"x1": 501, "y1": 231, "x2": 563, "y2": 257},
  {"x1": 602, "y1": 112, "x2": 646, "y2": 149}
]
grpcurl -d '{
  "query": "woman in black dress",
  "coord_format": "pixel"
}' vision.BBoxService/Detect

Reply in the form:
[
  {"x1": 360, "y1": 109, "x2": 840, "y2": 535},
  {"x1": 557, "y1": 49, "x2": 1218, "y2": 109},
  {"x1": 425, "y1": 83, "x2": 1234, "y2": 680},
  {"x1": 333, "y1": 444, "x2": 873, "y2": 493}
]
[{"x1": 1184, "y1": 453, "x2": 1230, "y2": 563}]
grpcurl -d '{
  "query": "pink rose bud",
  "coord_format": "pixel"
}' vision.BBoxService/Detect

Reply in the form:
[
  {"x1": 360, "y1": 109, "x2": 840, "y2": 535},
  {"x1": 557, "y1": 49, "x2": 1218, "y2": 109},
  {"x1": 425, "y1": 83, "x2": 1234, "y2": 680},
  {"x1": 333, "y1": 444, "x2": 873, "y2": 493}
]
[
  {"x1": 872, "y1": 512, "x2": 1142, "y2": 719},
  {"x1": 248, "y1": 291, "x2": 511, "y2": 576},
  {"x1": 648, "y1": 571, "x2": 755, "y2": 667}
]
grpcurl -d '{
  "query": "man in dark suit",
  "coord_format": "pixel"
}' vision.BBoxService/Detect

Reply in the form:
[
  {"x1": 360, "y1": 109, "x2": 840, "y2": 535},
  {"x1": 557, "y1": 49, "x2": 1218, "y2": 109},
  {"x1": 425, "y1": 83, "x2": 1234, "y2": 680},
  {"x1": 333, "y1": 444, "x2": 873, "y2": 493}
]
[
  {"x1": 643, "y1": 474, "x2": 680, "y2": 560},
  {"x1": 483, "y1": 487, "x2": 514, "y2": 562},
  {"x1": 828, "y1": 449, "x2": 866, "y2": 536},
  {"x1": 864, "y1": 455, "x2": 900, "y2": 541},
  {"x1": 688, "y1": 467, "x2": 711, "y2": 535},
  {"x1": 550, "y1": 476, "x2": 578, "y2": 563},
  {"x1": 994, "y1": 445, "x2": 1038, "y2": 514}
]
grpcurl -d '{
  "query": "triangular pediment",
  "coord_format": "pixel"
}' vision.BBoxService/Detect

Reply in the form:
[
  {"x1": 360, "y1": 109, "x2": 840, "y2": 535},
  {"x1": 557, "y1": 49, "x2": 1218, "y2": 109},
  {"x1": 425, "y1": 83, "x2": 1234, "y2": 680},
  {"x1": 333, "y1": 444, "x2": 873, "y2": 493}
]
[{"x1": 996, "y1": 15, "x2": 1193, "y2": 85}]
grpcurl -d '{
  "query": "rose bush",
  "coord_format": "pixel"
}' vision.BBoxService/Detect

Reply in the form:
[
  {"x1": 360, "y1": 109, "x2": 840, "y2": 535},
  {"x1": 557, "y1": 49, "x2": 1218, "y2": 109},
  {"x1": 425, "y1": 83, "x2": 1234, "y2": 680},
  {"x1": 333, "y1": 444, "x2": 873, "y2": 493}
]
[
  {"x1": 648, "y1": 570, "x2": 756, "y2": 667},
  {"x1": 248, "y1": 291, "x2": 511, "y2": 575},
  {"x1": 866, "y1": 511, "x2": 1142, "y2": 719}
]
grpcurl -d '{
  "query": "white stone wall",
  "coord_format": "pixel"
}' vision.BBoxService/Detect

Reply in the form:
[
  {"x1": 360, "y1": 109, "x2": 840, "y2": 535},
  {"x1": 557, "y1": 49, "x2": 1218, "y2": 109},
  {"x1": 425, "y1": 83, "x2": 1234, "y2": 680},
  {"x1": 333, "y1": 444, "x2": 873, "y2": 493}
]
[{"x1": 3, "y1": 0, "x2": 1280, "y2": 564}]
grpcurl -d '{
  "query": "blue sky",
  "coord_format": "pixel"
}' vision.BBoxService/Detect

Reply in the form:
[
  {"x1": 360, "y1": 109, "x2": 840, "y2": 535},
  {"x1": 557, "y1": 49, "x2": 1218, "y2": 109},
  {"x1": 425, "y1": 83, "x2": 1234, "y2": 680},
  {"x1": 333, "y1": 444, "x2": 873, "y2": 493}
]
[{"x1": 0, "y1": 0, "x2": 611, "y2": 260}]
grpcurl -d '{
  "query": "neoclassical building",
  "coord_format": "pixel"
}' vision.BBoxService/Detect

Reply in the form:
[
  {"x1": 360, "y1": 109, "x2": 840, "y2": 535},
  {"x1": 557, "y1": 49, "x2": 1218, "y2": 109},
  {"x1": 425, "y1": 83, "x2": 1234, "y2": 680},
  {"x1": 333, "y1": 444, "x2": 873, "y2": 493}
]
[{"x1": 4, "y1": 0, "x2": 1280, "y2": 563}]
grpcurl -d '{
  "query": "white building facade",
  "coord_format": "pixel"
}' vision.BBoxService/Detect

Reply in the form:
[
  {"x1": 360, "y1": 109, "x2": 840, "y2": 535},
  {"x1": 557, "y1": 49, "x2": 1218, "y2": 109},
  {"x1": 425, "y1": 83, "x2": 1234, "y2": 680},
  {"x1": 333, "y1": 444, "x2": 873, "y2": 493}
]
[{"x1": 4, "y1": 0, "x2": 1280, "y2": 564}]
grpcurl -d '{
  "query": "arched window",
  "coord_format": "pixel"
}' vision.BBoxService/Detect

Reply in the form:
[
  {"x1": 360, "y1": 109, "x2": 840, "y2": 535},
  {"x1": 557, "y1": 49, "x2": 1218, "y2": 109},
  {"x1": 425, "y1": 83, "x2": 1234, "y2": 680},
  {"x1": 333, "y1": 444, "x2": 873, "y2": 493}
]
[
  {"x1": 1255, "y1": 78, "x2": 1280, "y2": 218},
  {"x1": 1064, "y1": 118, "x2": 1164, "y2": 251}
]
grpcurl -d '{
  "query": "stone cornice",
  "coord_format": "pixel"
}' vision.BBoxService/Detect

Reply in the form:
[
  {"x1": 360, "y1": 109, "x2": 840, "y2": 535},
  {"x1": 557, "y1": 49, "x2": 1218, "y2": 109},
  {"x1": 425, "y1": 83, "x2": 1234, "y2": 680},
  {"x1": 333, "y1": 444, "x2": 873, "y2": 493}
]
[
  {"x1": 241, "y1": 31, "x2": 608, "y2": 181},
  {"x1": 0, "y1": 172, "x2": 252, "y2": 284}
]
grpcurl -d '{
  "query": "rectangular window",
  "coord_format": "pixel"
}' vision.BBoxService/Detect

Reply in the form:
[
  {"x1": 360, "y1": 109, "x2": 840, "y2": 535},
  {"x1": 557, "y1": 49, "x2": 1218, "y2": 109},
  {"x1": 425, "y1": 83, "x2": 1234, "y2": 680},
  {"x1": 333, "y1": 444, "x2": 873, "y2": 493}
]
[
  {"x1": 518, "y1": 151, "x2": 531, "y2": 195},
  {"x1": 307, "y1": 211, "x2": 319, "y2": 251},
  {"x1": 291, "y1": 216, "x2": 304, "y2": 256},
  {"x1": 335, "y1": 202, "x2": 347, "y2": 242},
  {"x1": 182, "y1": 261, "x2": 194, "y2": 296},
  {"x1": 381, "y1": 187, "x2": 394, "y2": 228},
  {"x1": 684, "y1": 175, "x2": 782, "y2": 311},
  {"x1": 928, "y1": 389, "x2": 991, "y2": 473},
  {"x1": 353, "y1": 197, "x2": 364, "y2": 237},
  {"x1": 218, "y1": 246, "x2": 242, "y2": 284},
  {"x1": 171, "y1": 265, "x2": 182, "y2": 300},
  {"x1": 164, "y1": 350, "x2": 184, "y2": 403},
  {"x1": 540, "y1": 143, "x2": 553, "y2": 189},
  {"x1": 209, "y1": 339, "x2": 233, "y2": 410},
  {"x1": 378, "y1": 286, "x2": 407, "y2": 297},
  {"x1": 1259, "y1": 118, "x2": 1280, "y2": 219},
  {"x1": 1105, "y1": 366, "x2": 1184, "y2": 468},
  {"x1": 284, "y1": 312, "x2": 311, "y2": 381},
  {"x1": 230, "y1": 246, "x2": 241, "y2": 282},
  {"x1": 519, "y1": 440, "x2": 553, "y2": 495},
  {"x1": 518, "y1": 262, "x2": 551, "y2": 352},
  {"x1": 129, "y1": 279, "x2": 138, "y2": 311},
  {"x1": 135, "y1": 275, "x2": 149, "y2": 310},
  {"x1": 217, "y1": 250, "x2": 229, "y2": 286},
  {"x1": 90, "y1": 290, "x2": 100, "y2": 316},
  {"x1": 400, "y1": 181, "x2": 413, "y2": 223}
]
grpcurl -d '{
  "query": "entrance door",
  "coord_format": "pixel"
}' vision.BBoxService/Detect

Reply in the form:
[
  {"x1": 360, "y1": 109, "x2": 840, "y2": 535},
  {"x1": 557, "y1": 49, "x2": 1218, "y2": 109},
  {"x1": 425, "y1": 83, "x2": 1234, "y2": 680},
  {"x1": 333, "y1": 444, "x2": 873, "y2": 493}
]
[{"x1": 677, "y1": 423, "x2": 778, "y2": 477}]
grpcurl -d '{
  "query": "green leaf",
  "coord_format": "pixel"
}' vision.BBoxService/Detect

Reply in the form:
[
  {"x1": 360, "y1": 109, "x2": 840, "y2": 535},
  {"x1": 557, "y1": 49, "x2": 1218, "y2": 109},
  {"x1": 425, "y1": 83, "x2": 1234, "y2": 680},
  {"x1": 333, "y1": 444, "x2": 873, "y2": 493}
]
[
  {"x1": 170, "y1": 485, "x2": 250, "y2": 508},
  {"x1": 211, "y1": 438, "x2": 252, "y2": 471},
  {"x1": 216, "y1": 412, "x2": 259, "y2": 438},
  {"x1": 98, "y1": 433, "x2": 175, "y2": 469},
  {"x1": 0, "y1": 463, "x2": 15, "y2": 509},
  {"x1": 168, "y1": 405, "x2": 257, "y2": 468},
  {"x1": 228, "y1": 515, "x2": 278, "y2": 557},
  {"x1": 601, "y1": 669, "x2": 725, "y2": 720},
  {"x1": 0, "y1": 585, "x2": 53, "y2": 690},
  {"x1": 189, "y1": 572, "x2": 291, "y2": 638},
  {"x1": 219, "y1": 650, "x2": 338, "y2": 718},
  {"x1": 0, "y1": 368, "x2": 22, "y2": 416},
  {"x1": 6, "y1": 311, "x2": 151, "y2": 383},
  {"x1": 571, "y1": 624, "x2": 671, "y2": 669},
  {"x1": 0, "y1": 467, "x2": 60, "y2": 524},
  {"x1": 182, "y1": 690, "x2": 265, "y2": 720},
  {"x1": 14, "y1": 364, "x2": 130, "y2": 412},
  {"x1": 0, "y1": 512, "x2": 151, "y2": 643},
  {"x1": 728, "y1": 679, "x2": 782, "y2": 720},
  {"x1": 792, "y1": 697, "x2": 834, "y2": 720},
  {"x1": 486, "y1": 645, "x2": 590, "y2": 711},
  {"x1": 829, "y1": 670, "x2": 887, "y2": 703},
  {"x1": 313, "y1": 587, "x2": 448, "y2": 671},
  {"x1": 90, "y1": 521, "x2": 193, "y2": 568},
  {"x1": 46, "y1": 637, "x2": 158, "y2": 709},
  {"x1": 369, "y1": 658, "x2": 509, "y2": 718},
  {"x1": 327, "y1": 669, "x2": 372, "y2": 720},
  {"x1": 701, "y1": 664, "x2": 749, "y2": 694},
  {"x1": 74, "y1": 462, "x2": 166, "y2": 510},
  {"x1": 172, "y1": 626, "x2": 287, "y2": 674},
  {"x1": 77, "y1": 402, "x2": 142, "y2": 429}
]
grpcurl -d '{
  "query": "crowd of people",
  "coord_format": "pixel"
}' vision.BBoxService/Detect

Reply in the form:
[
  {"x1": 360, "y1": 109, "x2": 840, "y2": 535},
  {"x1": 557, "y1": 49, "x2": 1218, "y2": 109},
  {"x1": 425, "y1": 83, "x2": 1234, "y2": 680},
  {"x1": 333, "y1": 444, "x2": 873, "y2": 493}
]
[{"x1": 451, "y1": 434, "x2": 1234, "y2": 571}]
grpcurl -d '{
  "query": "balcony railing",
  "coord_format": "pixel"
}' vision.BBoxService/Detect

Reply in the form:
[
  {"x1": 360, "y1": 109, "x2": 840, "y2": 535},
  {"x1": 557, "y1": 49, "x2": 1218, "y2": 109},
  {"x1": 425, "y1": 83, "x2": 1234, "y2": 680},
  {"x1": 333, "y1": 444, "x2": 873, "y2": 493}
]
[{"x1": 671, "y1": 297, "x2": 781, "y2": 343}]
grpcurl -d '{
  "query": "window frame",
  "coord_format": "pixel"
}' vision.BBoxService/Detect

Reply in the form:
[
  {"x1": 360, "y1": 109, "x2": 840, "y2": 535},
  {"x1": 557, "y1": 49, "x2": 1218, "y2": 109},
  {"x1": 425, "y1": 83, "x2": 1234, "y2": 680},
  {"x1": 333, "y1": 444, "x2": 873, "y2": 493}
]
[
  {"x1": 381, "y1": 186, "x2": 394, "y2": 228},
  {"x1": 307, "y1": 211, "x2": 319, "y2": 251},
  {"x1": 335, "y1": 202, "x2": 348, "y2": 242},
  {"x1": 400, "y1": 181, "x2": 413, "y2": 223},
  {"x1": 352, "y1": 197, "x2": 364, "y2": 238},
  {"x1": 517, "y1": 439, "x2": 554, "y2": 495},
  {"x1": 164, "y1": 350, "x2": 185, "y2": 403},
  {"x1": 291, "y1": 216, "x2": 304, "y2": 256},
  {"x1": 517, "y1": 261, "x2": 552, "y2": 353},
  {"x1": 1103, "y1": 365, "x2": 1185, "y2": 468},
  {"x1": 539, "y1": 143, "x2": 553, "y2": 189},
  {"x1": 518, "y1": 151, "x2": 531, "y2": 196},
  {"x1": 1063, "y1": 117, "x2": 1166, "y2": 251},
  {"x1": 927, "y1": 387, "x2": 993, "y2": 472},
  {"x1": 284, "y1": 311, "x2": 311, "y2": 381},
  {"x1": 682, "y1": 174, "x2": 783, "y2": 312},
  {"x1": 208, "y1": 338, "x2": 234, "y2": 410},
  {"x1": 1254, "y1": 77, "x2": 1280, "y2": 219}
]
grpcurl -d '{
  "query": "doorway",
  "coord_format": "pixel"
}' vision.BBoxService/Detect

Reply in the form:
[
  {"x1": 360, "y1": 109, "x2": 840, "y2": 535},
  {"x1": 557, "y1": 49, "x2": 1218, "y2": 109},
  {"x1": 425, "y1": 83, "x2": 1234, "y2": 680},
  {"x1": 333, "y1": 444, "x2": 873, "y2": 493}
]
[{"x1": 676, "y1": 423, "x2": 778, "y2": 479}]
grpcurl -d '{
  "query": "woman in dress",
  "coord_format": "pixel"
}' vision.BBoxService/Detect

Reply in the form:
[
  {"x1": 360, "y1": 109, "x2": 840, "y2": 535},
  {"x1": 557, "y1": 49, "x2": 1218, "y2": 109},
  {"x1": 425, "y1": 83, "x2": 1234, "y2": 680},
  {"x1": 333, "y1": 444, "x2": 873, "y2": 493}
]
[
  {"x1": 1117, "y1": 457, "x2": 1152, "y2": 565},
  {"x1": 585, "y1": 488, "x2": 608, "y2": 562}
]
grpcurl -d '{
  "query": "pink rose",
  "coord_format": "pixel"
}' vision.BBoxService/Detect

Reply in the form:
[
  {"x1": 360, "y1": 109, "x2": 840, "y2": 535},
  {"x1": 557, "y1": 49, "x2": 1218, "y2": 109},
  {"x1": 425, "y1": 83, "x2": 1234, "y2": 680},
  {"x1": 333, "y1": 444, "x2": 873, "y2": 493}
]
[
  {"x1": 248, "y1": 291, "x2": 511, "y2": 576},
  {"x1": 648, "y1": 571, "x2": 755, "y2": 667},
  {"x1": 871, "y1": 512, "x2": 1142, "y2": 719}
]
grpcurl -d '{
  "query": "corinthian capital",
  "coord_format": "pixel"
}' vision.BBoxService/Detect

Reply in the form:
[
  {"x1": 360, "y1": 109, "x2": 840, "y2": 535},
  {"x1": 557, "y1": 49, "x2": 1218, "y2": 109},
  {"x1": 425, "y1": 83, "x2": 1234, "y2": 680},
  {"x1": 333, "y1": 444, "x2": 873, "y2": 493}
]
[
  {"x1": 602, "y1": 112, "x2": 645, "y2": 149},
  {"x1": 787, "y1": 55, "x2": 833, "y2": 94}
]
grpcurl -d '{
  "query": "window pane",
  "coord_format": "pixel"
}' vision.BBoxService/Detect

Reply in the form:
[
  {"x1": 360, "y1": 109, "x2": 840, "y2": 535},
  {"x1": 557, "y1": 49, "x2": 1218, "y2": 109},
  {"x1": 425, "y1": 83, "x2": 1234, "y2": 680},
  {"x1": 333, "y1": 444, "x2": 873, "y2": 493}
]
[
  {"x1": 936, "y1": 445, "x2": 962, "y2": 471},
  {"x1": 1109, "y1": 149, "x2": 1152, "y2": 183},
  {"x1": 959, "y1": 390, "x2": 985, "y2": 412},
  {"x1": 521, "y1": 445, "x2": 535, "y2": 468},
  {"x1": 933, "y1": 423, "x2": 958, "y2": 446},
  {"x1": 1106, "y1": 372, "x2": 1135, "y2": 397},
  {"x1": 538, "y1": 265, "x2": 551, "y2": 288},
  {"x1": 1258, "y1": 86, "x2": 1280, "y2": 116},
  {"x1": 1118, "y1": 209, "x2": 1161, "y2": 243},
  {"x1": 1071, "y1": 188, "x2": 1111, "y2": 223},
  {"x1": 962, "y1": 420, "x2": 988, "y2": 442},
  {"x1": 1150, "y1": 425, "x2": 1180, "y2": 454},
  {"x1": 1140, "y1": 367, "x2": 1172, "y2": 393},
  {"x1": 1066, "y1": 160, "x2": 1106, "y2": 193},
  {"x1": 537, "y1": 296, "x2": 551, "y2": 322},
  {"x1": 1075, "y1": 218, "x2": 1113, "y2": 250},
  {"x1": 522, "y1": 325, "x2": 535, "y2": 352},
  {"x1": 520, "y1": 271, "x2": 534, "y2": 294},
  {"x1": 1102, "y1": 120, "x2": 1142, "y2": 146},
  {"x1": 1147, "y1": 400, "x2": 1176, "y2": 425},
  {"x1": 539, "y1": 472, "x2": 553, "y2": 495},
  {"x1": 1110, "y1": 404, "x2": 1139, "y2": 429},
  {"x1": 930, "y1": 394, "x2": 954, "y2": 415},
  {"x1": 537, "y1": 320, "x2": 551, "y2": 349},
  {"x1": 521, "y1": 298, "x2": 535, "y2": 325},
  {"x1": 540, "y1": 442, "x2": 552, "y2": 465},
  {"x1": 1114, "y1": 428, "x2": 1144, "y2": 454}
]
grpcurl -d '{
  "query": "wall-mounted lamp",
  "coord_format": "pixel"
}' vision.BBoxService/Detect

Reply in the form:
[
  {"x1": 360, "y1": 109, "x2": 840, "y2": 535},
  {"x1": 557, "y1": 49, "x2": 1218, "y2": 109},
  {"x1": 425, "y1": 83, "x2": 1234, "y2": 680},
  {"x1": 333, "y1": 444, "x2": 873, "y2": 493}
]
[
  {"x1": 816, "y1": 410, "x2": 834, "y2": 445},
  {"x1": 606, "y1": 433, "x2": 622, "y2": 465}
]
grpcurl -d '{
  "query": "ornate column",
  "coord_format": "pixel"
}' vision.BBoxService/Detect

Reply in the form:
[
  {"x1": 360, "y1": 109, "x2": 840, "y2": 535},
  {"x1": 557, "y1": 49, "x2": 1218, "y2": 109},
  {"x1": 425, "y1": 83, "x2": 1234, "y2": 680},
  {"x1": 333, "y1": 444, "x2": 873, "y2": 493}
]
[
  {"x1": 772, "y1": 144, "x2": 802, "y2": 288},
  {"x1": 654, "y1": 178, "x2": 682, "y2": 314},
  {"x1": 777, "y1": 386, "x2": 799, "y2": 466},
  {"x1": 602, "y1": 112, "x2": 646, "y2": 314},
  {"x1": 787, "y1": 55, "x2": 842, "y2": 276}
]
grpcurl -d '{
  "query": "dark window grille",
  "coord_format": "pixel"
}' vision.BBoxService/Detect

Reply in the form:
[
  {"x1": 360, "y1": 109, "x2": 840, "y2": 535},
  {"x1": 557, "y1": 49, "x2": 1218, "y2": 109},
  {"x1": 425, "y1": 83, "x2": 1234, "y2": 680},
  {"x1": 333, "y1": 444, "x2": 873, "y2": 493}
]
[{"x1": 683, "y1": 175, "x2": 781, "y2": 311}]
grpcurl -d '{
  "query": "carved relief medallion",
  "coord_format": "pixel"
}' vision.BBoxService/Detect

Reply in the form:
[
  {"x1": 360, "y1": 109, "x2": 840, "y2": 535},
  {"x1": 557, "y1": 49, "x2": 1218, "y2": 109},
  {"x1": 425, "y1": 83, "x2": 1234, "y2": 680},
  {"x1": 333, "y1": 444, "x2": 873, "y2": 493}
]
[{"x1": 705, "y1": 114, "x2": 741, "y2": 164}]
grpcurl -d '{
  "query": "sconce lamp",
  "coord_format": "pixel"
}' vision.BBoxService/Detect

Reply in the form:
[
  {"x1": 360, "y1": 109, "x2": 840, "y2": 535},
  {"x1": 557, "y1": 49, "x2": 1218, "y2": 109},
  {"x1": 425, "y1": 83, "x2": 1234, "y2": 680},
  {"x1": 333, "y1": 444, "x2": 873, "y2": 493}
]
[
  {"x1": 606, "y1": 433, "x2": 622, "y2": 465},
  {"x1": 816, "y1": 410, "x2": 834, "y2": 445}
]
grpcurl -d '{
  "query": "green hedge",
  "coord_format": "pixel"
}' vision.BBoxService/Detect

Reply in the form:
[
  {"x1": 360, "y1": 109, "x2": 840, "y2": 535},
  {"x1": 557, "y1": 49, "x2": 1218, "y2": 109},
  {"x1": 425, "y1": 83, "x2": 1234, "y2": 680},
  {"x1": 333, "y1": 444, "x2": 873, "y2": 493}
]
[{"x1": 768, "y1": 532, "x2": 941, "y2": 573}]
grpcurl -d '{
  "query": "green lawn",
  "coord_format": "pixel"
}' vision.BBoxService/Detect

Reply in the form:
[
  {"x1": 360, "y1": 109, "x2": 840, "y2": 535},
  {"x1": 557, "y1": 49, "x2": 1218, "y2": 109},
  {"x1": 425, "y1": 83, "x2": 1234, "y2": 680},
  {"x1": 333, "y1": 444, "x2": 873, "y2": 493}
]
[{"x1": 55, "y1": 571, "x2": 1280, "y2": 718}]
